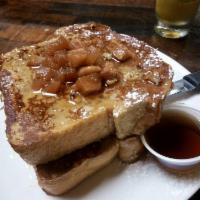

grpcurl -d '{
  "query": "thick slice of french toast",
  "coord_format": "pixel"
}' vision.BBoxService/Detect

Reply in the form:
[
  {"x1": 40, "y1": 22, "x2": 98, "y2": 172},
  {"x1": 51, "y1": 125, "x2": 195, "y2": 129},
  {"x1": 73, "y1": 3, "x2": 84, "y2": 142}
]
[
  {"x1": 35, "y1": 136, "x2": 118, "y2": 195},
  {"x1": 0, "y1": 22, "x2": 172, "y2": 165},
  {"x1": 118, "y1": 136, "x2": 145, "y2": 163}
]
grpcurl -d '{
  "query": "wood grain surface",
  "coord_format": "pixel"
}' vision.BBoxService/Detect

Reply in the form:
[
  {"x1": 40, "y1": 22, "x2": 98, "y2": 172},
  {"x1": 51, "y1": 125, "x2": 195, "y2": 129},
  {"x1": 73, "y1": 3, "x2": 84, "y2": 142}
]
[
  {"x1": 8, "y1": 0, "x2": 155, "y2": 7},
  {"x1": 0, "y1": 0, "x2": 200, "y2": 72}
]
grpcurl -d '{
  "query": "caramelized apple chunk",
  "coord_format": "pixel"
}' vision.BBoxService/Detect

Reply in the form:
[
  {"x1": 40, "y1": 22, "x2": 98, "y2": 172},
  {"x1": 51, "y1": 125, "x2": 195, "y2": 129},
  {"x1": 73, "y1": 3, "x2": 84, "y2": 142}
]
[
  {"x1": 84, "y1": 46, "x2": 100, "y2": 65},
  {"x1": 67, "y1": 48, "x2": 88, "y2": 68},
  {"x1": 44, "y1": 80, "x2": 61, "y2": 94},
  {"x1": 53, "y1": 50, "x2": 68, "y2": 66},
  {"x1": 45, "y1": 36, "x2": 70, "y2": 55},
  {"x1": 41, "y1": 57, "x2": 60, "y2": 70},
  {"x1": 78, "y1": 66, "x2": 101, "y2": 77},
  {"x1": 101, "y1": 62, "x2": 120, "y2": 80},
  {"x1": 32, "y1": 79, "x2": 45, "y2": 91},
  {"x1": 68, "y1": 39, "x2": 84, "y2": 49},
  {"x1": 30, "y1": 33, "x2": 122, "y2": 95},
  {"x1": 75, "y1": 73, "x2": 102, "y2": 95},
  {"x1": 107, "y1": 40, "x2": 130, "y2": 62},
  {"x1": 63, "y1": 67, "x2": 77, "y2": 82}
]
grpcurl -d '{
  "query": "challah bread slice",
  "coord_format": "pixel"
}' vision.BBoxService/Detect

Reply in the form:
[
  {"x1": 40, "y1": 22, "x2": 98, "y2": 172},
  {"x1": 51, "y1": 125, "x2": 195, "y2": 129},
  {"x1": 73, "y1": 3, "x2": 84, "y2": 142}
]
[
  {"x1": 0, "y1": 22, "x2": 172, "y2": 165},
  {"x1": 35, "y1": 136, "x2": 118, "y2": 195},
  {"x1": 118, "y1": 136, "x2": 145, "y2": 163}
]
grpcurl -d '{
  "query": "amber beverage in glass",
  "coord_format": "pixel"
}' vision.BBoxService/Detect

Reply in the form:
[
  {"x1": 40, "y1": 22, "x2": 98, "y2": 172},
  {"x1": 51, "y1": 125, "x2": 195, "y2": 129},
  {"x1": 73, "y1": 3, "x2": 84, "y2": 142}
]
[{"x1": 155, "y1": 0, "x2": 200, "y2": 38}]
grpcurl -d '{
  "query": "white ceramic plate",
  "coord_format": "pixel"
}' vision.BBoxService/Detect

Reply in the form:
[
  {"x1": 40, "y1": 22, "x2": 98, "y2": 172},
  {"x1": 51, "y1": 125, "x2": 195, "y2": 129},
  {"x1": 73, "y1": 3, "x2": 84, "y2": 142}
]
[{"x1": 0, "y1": 51, "x2": 200, "y2": 200}]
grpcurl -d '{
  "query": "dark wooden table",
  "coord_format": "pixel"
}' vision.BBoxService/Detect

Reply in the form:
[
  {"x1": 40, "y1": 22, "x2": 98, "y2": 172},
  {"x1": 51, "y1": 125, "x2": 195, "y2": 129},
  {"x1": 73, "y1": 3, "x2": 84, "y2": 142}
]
[{"x1": 0, "y1": 0, "x2": 200, "y2": 72}]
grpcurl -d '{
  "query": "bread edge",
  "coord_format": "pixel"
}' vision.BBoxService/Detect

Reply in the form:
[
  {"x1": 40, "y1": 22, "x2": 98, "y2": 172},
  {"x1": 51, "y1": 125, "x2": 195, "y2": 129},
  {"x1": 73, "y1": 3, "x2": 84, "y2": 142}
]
[{"x1": 35, "y1": 139, "x2": 119, "y2": 195}]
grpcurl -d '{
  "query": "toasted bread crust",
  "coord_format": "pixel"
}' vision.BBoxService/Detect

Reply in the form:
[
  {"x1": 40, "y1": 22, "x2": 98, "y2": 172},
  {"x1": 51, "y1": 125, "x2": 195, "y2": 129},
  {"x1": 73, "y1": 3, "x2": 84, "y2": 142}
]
[
  {"x1": 0, "y1": 22, "x2": 172, "y2": 164},
  {"x1": 118, "y1": 136, "x2": 145, "y2": 163},
  {"x1": 35, "y1": 136, "x2": 119, "y2": 195}
]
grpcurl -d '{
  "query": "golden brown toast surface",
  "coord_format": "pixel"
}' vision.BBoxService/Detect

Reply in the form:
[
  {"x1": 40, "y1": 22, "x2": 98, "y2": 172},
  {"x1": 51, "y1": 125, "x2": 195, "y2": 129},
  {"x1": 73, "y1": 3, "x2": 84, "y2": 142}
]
[{"x1": 0, "y1": 22, "x2": 172, "y2": 164}]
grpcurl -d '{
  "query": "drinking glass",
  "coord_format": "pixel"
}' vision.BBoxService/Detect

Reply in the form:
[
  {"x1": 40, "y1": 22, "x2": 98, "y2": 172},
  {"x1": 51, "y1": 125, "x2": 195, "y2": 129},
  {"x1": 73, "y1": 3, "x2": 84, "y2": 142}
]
[{"x1": 155, "y1": 0, "x2": 200, "y2": 39}]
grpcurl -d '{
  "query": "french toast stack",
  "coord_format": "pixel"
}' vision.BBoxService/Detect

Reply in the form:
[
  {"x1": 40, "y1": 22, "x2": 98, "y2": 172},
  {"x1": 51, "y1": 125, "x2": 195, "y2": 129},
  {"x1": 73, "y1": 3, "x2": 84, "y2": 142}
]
[{"x1": 0, "y1": 22, "x2": 172, "y2": 195}]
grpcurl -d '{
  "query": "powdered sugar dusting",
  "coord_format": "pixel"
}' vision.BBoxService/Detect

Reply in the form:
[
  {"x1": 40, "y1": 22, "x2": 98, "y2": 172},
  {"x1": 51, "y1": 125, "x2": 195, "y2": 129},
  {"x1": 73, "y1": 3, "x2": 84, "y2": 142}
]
[
  {"x1": 124, "y1": 90, "x2": 148, "y2": 107},
  {"x1": 142, "y1": 52, "x2": 163, "y2": 68},
  {"x1": 119, "y1": 33, "x2": 169, "y2": 70},
  {"x1": 123, "y1": 154, "x2": 200, "y2": 200}
]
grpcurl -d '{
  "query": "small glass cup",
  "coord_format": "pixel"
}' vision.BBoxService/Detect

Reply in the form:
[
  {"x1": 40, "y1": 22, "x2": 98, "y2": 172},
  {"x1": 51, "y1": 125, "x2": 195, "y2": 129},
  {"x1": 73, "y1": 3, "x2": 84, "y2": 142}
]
[{"x1": 155, "y1": 0, "x2": 200, "y2": 39}]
